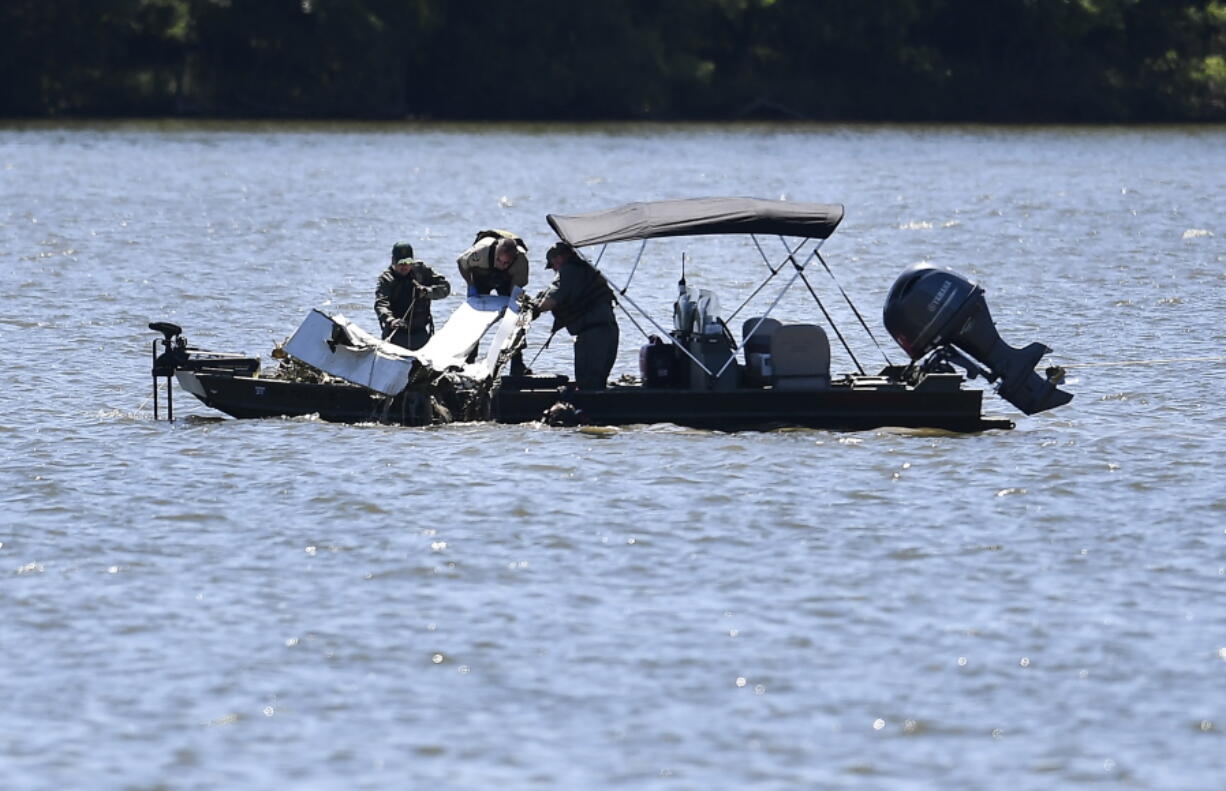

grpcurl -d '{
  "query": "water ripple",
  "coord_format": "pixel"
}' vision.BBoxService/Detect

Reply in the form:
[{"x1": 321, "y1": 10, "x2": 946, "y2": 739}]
[{"x1": 2, "y1": 122, "x2": 1224, "y2": 790}]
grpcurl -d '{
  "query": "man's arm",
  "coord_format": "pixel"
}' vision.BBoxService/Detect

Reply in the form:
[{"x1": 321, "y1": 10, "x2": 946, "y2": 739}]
[
  {"x1": 536, "y1": 272, "x2": 565, "y2": 313},
  {"x1": 417, "y1": 264, "x2": 451, "y2": 300},
  {"x1": 374, "y1": 275, "x2": 396, "y2": 325}
]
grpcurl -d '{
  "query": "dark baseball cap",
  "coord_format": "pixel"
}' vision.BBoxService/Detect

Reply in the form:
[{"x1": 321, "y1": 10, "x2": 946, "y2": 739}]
[
  {"x1": 545, "y1": 242, "x2": 574, "y2": 269},
  {"x1": 391, "y1": 241, "x2": 414, "y2": 261}
]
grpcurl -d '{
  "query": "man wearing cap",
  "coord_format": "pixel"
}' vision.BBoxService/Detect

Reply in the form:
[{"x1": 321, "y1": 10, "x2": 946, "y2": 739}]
[
  {"x1": 375, "y1": 242, "x2": 451, "y2": 350},
  {"x1": 533, "y1": 242, "x2": 619, "y2": 390}
]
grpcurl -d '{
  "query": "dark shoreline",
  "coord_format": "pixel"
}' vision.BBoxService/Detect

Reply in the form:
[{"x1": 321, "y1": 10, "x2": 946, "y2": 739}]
[{"x1": 4, "y1": 1, "x2": 1223, "y2": 124}]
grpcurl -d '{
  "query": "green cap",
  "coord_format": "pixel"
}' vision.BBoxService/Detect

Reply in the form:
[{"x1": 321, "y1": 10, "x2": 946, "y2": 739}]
[{"x1": 391, "y1": 241, "x2": 414, "y2": 262}]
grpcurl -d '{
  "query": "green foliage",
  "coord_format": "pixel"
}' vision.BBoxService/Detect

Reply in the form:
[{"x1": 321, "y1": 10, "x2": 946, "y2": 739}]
[{"x1": 1, "y1": 0, "x2": 1222, "y2": 120}]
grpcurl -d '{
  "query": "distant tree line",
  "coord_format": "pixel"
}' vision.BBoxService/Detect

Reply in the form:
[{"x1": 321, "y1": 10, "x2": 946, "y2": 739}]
[{"x1": 2, "y1": 0, "x2": 1223, "y2": 121}]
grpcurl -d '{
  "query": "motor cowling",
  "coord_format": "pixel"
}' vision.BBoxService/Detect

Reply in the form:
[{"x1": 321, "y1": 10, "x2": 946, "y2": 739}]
[{"x1": 883, "y1": 264, "x2": 1073, "y2": 416}]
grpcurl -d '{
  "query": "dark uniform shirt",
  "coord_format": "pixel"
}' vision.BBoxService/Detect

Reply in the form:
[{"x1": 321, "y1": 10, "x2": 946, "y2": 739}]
[
  {"x1": 539, "y1": 256, "x2": 619, "y2": 389},
  {"x1": 374, "y1": 262, "x2": 450, "y2": 335},
  {"x1": 539, "y1": 258, "x2": 616, "y2": 336}
]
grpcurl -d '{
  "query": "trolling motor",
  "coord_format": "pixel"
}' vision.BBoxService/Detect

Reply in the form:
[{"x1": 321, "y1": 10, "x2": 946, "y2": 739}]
[
  {"x1": 147, "y1": 322, "x2": 260, "y2": 420},
  {"x1": 149, "y1": 321, "x2": 187, "y2": 420},
  {"x1": 882, "y1": 264, "x2": 1073, "y2": 415}
]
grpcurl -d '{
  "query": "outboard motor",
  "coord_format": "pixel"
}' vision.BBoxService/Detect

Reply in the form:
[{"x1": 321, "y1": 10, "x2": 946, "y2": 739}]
[{"x1": 882, "y1": 264, "x2": 1072, "y2": 415}]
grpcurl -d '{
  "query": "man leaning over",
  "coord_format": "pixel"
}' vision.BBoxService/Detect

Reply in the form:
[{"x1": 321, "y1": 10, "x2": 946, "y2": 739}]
[{"x1": 457, "y1": 230, "x2": 530, "y2": 297}]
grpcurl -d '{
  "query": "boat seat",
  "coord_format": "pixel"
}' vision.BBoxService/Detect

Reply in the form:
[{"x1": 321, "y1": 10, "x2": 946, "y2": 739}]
[
  {"x1": 770, "y1": 324, "x2": 831, "y2": 390},
  {"x1": 742, "y1": 317, "x2": 782, "y2": 384}
]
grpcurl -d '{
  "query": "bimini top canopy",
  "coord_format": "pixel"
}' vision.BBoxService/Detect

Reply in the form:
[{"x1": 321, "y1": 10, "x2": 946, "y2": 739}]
[{"x1": 547, "y1": 197, "x2": 845, "y2": 248}]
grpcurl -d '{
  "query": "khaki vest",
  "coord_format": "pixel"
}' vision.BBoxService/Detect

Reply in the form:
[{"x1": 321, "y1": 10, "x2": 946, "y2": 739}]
[{"x1": 456, "y1": 230, "x2": 529, "y2": 289}]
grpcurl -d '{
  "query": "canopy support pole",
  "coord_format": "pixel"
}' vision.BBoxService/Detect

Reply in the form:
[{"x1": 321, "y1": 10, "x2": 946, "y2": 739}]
[
  {"x1": 796, "y1": 265, "x2": 865, "y2": 374},
  {"x1": 616, "y1": 239, "x2": 648, "y2": 293},
  {"x1": 721, "y1": 235, "x2": 806, "y2": 328},
  {"x1": 713, "y1": 266, "x2": 807, "y2": 381},
  {"x1": 590, "y1": 238, "x2": 716, "y2": 376},
  {"x1": 612, "y1": 297, "x2": 653, "y2": 347},
  {"x1": 724, "y1": 239, "x2": 819, "y2": 361},
  {"x1": 751, "y1": 234, "x2": 796, "y2": 276},
  {"x1": 616, "y1": 290, "x2": 717, "y2": 377},
  {"x1": 812, "y1": 249, "x2": 894, "y2": 367}
]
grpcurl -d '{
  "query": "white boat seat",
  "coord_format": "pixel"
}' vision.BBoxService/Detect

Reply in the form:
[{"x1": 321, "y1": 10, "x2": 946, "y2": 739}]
[{"x1": 770, "y1": 324, "x2": 831, "y2": 390}]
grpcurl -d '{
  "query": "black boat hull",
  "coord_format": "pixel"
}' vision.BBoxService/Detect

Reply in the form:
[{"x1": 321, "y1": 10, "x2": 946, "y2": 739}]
[
  {"x1": 178, "y1": 371, "x2": 1012, "y2": 432},
  {"x1": 493, "y1": 383, "x2": 1010, "y2": 432},
  {"x1": 178, "y1": 372, "x2": 440, "y2": 426}
]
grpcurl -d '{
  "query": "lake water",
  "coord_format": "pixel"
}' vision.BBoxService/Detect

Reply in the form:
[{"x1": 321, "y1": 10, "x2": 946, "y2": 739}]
[{"x1": 2, "y1": 121, "x2": 1224, "y2": 790}]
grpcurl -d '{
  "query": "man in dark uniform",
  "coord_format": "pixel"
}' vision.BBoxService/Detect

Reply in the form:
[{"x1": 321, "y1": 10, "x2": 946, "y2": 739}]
[
  {"x1": 374, "y1": 242, "x2": 451, "y2": 350},
  {"x1": 534, "y1": 242, "x2": 619, "y2": 390}
]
